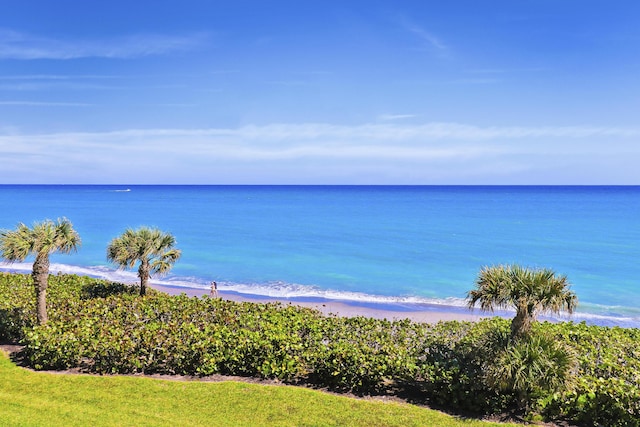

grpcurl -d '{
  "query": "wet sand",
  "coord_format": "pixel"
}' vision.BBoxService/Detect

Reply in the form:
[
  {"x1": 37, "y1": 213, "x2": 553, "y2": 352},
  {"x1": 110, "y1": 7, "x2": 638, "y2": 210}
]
[{"x1": 152, "y1": 283, "x2": 488, "y2": 323}]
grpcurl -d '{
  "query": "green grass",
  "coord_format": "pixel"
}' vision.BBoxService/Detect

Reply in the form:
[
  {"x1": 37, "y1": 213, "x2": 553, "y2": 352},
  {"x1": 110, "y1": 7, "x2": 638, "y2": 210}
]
[{"x1": 0, "y1": 351, "x2": 518, "y2": 427}]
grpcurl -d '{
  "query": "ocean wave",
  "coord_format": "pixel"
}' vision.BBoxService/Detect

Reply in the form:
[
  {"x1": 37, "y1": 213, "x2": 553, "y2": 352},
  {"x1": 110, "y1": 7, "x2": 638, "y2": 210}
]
[{"x1": 2, "y1": 262, "x2": 639, "y2": 328}]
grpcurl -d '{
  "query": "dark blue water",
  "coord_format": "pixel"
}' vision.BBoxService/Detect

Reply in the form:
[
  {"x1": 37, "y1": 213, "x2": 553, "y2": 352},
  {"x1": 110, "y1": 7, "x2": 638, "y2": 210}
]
[{"x1": 0, "y1": 185, "x2": 638, "y2": 325}]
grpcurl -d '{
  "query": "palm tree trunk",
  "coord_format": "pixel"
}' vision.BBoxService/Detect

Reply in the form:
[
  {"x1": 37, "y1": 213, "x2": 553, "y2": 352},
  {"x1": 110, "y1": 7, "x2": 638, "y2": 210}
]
[
  {"x1": 32, "y1": 252, "x2": 50, "y2": 324},
  {"x1": 511, "y1": 308, "x2": 533, "y2": 339},
  {"x1": 138, "y1": 261, "x2": 150, "y2": 296}
]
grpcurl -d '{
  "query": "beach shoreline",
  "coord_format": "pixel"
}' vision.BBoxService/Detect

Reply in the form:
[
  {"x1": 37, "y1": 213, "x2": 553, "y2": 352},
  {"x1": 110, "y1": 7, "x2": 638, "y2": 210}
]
[
  {"x1": 2, "y1": 264, "x2": 633, "y2": 326},
  {"x1": 152, "y1": 283, "x2": 630, "y2": 327},
  {"x1": 151, "y1": 283, "x2": 488, "y2": 323}
]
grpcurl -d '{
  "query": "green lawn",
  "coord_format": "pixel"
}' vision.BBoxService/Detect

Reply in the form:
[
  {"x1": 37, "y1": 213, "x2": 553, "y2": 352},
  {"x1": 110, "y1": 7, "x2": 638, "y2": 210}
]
[{"x1": 0, "y1": 351, "x2": 518, "y2": 427}]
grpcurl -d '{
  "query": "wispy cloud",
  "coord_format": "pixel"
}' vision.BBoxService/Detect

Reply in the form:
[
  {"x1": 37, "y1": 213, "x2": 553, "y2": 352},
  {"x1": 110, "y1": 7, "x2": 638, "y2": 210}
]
[
  {"x1": 0, "y1": 81, "x2": 125, "y2": 91},
  {"x1": 0, "y1": 74, "x2": 183, "y2": 91},
  {"x1": 0, "y1": 28, "x2": 209, "y2": 60},
  {"x1": 0, "y1": 101, "x2": 93, "y2": 106},
  {"x1": 0, "y1": 125, "x2": 497, "y2": 169},
  {"x1": 397, "y1": 17, "x2": 448, "y2": 54},
  {"x1": 147, "y1": 103, "x2": 197, "y2": 108},
  {"x1": 7, "y1": 122, "x2": 632, "y2": 143},
  {"x1": 448, "y1": 78, "x2": 499, "y2": 85},
  {"x1": 0, "y1": 74, "x2": 126, "y2": 90},
  {"x1": 406, "y1": 25, "x2": 447, "y2": 51},
  {"x1": 378, "y1": 114, "x2": 417, "y2": 121},
  {"x1": 0, "y1": 74, "x2": 126, "y2": 80},
  {"x1": 1, "y1": 122, "x2": 638, "y2": 184},
  {"x1": 466, "y1": 67, "x2": 548, "y2": 74},
  {"x1": 267, "y1": 80, "x2": 310, "y2": 86},
  {"x1": 3, "y1": 122, "x2": 638, "y2": 150},
  {"x1": 213, "y1": 122, "x2": 640, "y2": 140}
]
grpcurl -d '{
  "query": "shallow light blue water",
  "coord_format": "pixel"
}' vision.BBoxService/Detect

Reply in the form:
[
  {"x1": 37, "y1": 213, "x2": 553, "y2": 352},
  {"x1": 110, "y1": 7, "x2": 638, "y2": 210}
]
[{"x1": 0, "y1": 185, "x2": 638, "y2": 326}]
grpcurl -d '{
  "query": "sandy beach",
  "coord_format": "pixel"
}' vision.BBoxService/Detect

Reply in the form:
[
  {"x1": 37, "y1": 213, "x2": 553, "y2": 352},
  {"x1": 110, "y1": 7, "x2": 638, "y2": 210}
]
[{"x1": 152, "y1": 283, "x2": 488, "y2": 323}]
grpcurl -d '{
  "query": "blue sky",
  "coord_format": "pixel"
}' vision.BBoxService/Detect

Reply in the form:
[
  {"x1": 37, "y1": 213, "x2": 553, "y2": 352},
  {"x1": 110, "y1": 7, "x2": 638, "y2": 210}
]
[{"x1": 1, "y1": 1, "x2": 639, "y2": 184}]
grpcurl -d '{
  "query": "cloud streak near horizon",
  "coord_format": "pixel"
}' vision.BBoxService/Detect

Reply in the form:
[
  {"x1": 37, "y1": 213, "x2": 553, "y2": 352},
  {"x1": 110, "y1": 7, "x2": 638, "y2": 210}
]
[
  {"x1": 1, "y1": 121, "x2": 638, "y2": 184},
  {"x1": 82, "y1": 122, "x2": 639, "y2": 140},
  {"x1": 1, "y1": 121, "x2": 636, "y2": 142}
]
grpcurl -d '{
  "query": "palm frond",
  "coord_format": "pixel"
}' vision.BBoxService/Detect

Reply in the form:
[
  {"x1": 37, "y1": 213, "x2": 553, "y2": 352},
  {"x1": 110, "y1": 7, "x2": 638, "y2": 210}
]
[
  {"x1": 107, "y1": 226, "x2": 180, "y2": 279},
  {"x1": 0, "y1": 218, "x2": 81, "y2": 261},
  {"x1": 467, "y1": 264, "x2": 577, "y2": 338},
  {"x1": 0, "y1": 223, "x2": 33, "y2": 261}
]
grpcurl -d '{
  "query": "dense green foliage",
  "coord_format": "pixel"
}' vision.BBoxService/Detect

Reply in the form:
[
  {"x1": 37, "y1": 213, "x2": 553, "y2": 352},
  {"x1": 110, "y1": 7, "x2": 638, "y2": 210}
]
[
  {"x1": 1, "y1": 273, "x2": 639, "y2": 425},
  {"x1": 0, "y1": 272, "x2": 138, "y2": 341}
]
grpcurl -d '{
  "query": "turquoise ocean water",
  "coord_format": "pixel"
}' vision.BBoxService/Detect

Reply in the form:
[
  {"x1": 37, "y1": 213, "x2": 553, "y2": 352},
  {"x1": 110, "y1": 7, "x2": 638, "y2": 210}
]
[{"x1": 0, "y1": 185, "x2": 638, "y2": 326}]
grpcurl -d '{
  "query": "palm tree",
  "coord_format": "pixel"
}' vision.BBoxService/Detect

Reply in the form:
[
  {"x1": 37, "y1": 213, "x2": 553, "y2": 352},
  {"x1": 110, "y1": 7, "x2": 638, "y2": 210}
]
[
  {"x1": 0, "y1": 218, "x2": 81, "y2": 324},
  {"x1": 106, "y1": 227, "x2": 181, "y2": 296},
  {"x1": 467, "y1": 265, "x2": 577, "y2": 339}
]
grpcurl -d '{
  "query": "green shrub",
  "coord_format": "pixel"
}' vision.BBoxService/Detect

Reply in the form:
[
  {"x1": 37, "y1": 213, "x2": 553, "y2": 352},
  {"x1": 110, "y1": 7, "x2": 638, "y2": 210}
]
[
  {"x1": 412, "y1": 318, "x2": 510, "y2": 414},
  {"x1": 309, "y1": 316, "x2": 421, "y2": 392},
  {"x1": 539, "y1": 321, "x2": 640, "y2": 426},
  {"x1": 0, "y1": 273, "x2": 35, "y2": 341},
  {"x1": 0, "y1": 272, "x2": 139, "y2": 343}
]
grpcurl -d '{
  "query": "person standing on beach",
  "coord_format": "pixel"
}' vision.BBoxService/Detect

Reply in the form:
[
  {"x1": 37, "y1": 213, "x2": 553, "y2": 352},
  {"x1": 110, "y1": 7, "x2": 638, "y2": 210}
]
[{"x1": 210, "y1": 281, "x2": 218, "y2": 298}]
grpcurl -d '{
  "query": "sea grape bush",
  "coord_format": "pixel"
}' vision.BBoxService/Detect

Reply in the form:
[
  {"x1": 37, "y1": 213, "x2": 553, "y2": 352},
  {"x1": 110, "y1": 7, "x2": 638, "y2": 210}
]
[
  {"x1": 410, "y1": 318, "x2": 513, "y2": 413},
  {"x1": 0, "y1": 272, "x2": 138, "y2": 341},
  {"x1": 540, "y1": 321, "x2": 640, "y2": 426},
  {"x1": 21, "y1": 293, "x2": 420, "y2": 391},
  {"x1": 1, "y1": 273, "x2": 639, "y2": 425},
  {"x1": 309, "y1": 316, "x2": 426, "y2": 392},
  {"x1": 0, "y1": 273, "x2": 34, "y2": 340}
]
